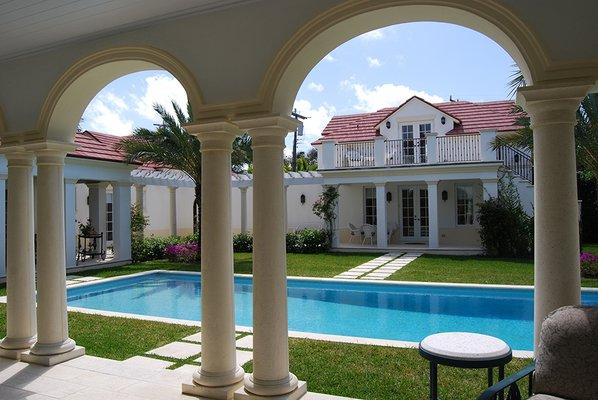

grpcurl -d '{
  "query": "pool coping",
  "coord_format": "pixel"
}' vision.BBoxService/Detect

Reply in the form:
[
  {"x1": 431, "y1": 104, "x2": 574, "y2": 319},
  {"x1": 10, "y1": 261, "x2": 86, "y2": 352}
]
[{"x1": 8, "y1": 268, "x2": 597, "y2": 358}]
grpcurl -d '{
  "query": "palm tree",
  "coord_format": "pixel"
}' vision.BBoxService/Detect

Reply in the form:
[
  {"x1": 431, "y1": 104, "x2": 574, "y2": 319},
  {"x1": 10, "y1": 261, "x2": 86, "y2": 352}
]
[{"x1": 116, "y1": 101, "x2": 252, "y2": 235}]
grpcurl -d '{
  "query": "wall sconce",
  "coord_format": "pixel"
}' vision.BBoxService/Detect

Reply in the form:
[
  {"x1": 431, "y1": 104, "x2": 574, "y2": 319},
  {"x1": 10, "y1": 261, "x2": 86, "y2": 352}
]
[
  {"x1": 300, "y1": 194, "x2": 306, "y2": 205},
  {"x1": 386, "y1": 192, "x2": 392, "y2": 202},
  {"x1": 442, "y1": 190, "x2": 448, "y2": 202}
]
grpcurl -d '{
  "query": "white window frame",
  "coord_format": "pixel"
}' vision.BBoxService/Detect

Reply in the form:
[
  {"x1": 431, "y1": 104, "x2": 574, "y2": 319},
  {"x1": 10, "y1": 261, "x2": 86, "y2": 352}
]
[
  {"x1": 363, "y1": 187, "x2": 377, "y2": 225},
  {"x1": 455, "y1": 184, "x2": 475, "y2": 226}
]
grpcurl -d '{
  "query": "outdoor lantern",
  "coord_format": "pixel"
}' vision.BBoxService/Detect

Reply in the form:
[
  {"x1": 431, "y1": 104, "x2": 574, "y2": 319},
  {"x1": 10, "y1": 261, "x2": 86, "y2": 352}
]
[
  {"x1": 386, "y1": 192, "x2": 392, "y2": 202},
  {"x1": 385, "y1": 121, "x2": 391, "y2": 129},
  {"x1": 300, "y1": 194, "x2": 306, "y2": 204},
  {"x1": 442, "y1": 190, "x2": 448, "y2": 201}
]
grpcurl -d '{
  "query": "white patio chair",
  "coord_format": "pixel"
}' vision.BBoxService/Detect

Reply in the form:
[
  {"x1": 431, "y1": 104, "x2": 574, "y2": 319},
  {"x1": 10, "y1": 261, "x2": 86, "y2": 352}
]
[
  {"x1": 348, "y1": 223, "x2": 361, "y2": 243},
  {"x1": 361, "y1": 224, "x2": 376, "y2": 245}
]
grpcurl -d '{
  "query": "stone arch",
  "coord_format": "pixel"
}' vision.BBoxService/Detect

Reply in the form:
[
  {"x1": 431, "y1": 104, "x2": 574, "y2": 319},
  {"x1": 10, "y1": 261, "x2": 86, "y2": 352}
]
[
  {"x1": 262, "y1": 0, "x2": 548, "y2": 115},
  {"x1": 0, "y1": 105, "x2": 6, "y2": 134},
  {"x1": 38, "y1": 46, "x2": 203, "y2": 143}
]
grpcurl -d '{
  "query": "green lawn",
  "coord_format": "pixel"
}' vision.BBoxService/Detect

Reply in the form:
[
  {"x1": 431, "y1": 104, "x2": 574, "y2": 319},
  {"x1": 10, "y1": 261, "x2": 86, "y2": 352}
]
[
  {"x1": 0, "y1": 303, "x2": 530, "y2": 400},
  {"x1": 389, "y1": 254, "x2": 598, "y2": 287},
  {"x1": 583, "y1": 243, "x2": 598, "y2": 254}
]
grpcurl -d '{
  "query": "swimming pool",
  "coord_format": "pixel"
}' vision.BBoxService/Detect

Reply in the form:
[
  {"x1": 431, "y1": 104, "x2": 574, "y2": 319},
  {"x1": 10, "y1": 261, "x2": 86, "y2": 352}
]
[{"x1": 67, "y1": 271, "x2": 598, "y2": 351}]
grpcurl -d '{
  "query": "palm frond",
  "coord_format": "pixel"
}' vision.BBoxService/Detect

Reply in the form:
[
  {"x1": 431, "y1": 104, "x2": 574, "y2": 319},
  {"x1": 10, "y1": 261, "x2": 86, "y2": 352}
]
[{"x1": 507, "y1": 66, "x2": 526, "y2": 99}]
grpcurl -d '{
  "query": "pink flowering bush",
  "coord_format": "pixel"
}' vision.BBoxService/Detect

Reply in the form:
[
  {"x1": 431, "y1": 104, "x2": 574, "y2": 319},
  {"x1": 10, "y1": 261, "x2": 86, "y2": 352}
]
[
  {"x1": 580, "y1": 252, "x2": 598, "y2": 278},
  {"x1": 165, "y1": 243, "x2": 199, "y2": 263}
]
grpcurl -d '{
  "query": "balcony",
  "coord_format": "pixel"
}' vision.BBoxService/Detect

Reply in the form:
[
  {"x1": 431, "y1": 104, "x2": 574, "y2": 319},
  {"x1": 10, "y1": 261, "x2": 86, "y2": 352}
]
[{"x1": 320, "y1": 131, "x2": 499, "y2": 169}]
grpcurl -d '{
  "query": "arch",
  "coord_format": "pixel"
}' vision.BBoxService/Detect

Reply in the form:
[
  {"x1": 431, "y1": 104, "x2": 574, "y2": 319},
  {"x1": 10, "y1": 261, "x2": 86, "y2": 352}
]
[
  {"x1": 0, "y1": 104, "x2": 6, "y2": 133},
  {"x1": 38, "y1": 46, "x2": 203, "y2": 143},
  {"x1": 263, "y1": 0, "x2": 548, "y2": 115}
]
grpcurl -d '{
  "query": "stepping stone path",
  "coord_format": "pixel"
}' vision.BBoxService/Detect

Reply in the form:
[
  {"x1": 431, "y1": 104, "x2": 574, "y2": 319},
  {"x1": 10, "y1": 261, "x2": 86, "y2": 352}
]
[
  {"x1": 140, "y1": 332, "x2": 255, "y2": 372},
  {"x1": 334, "y1": 253, "x2": 401, "y2": 279},
  {"x1": 361, "y1": 252, "x2": 423, "y2": 280}
]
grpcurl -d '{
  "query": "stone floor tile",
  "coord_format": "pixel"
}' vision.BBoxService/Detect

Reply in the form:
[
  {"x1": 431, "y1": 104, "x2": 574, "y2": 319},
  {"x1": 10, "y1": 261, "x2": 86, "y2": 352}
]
[
  {"x1": 236, "y1": 350, "x2": 253, "y2": 366},
  {"x1": 235, "y1": 335, "x2": 253, "y2": 349},
  {"x1": 121, "y1": 356, "x2": 173, "y2": 370},
  {"x1": 120, "y1": 381, "x2": 192, "y2": 400},
  {"x1": 65, "y1": 370, "x2": 138, "y2": 391},
  {"x1": 181, "y1": 332, "x2": 201, "y2": 343},
  {"x1": 147, "y1": 342, "x2": 201, "y2": 360},
  {"x1": 3, "y1": 374, "x2": 86, "y2": 398},
  {"x1": 173, "y1": 364, "x2": 198, "y2": 375}
]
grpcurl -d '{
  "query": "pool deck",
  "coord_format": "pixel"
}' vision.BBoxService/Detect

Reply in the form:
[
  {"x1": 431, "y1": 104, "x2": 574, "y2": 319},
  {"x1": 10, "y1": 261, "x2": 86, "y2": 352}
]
[{"x1": 0, "y1": 355, "x2": 352, "y2": 400}]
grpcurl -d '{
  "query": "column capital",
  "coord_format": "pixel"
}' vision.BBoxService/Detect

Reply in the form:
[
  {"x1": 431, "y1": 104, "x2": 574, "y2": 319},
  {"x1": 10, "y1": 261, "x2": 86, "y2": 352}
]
[
  {"x1": 375, "y1": 182, "x2": 387, "y2": 188},
  {"x1": 64, "y1": 178, "x2": 78, "y2": 185},
  {"x1": 185, "y1": 121, "x2": 240, "y2": 150},
  {"x1": 28, "y1": 141, "x2": 76, "y2": 166},
  {"x1": 516, "y1": 81, "x2": 592, "y2": 127},
  {"x1": 236, "y1": 115, "x2": 298, "y2": 147},
  {"x1": 86, "y1": 182, "x2": 109, "y2": 189},
  {"x1": 168, "y1": 186, "x2": 178, "y2": 192},
  {"x1": 1, "y1": 149, "x2": 35, "y2": 167},
  {"x1": 426, "y1": 180, "x2": 439, "y2": 186}
]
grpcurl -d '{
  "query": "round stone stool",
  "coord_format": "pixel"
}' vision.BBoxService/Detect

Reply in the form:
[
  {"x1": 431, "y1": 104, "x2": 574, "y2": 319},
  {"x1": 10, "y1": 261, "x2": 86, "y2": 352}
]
[{"x1": 419, "y1": 332, "x2": 512, "y2": 400}]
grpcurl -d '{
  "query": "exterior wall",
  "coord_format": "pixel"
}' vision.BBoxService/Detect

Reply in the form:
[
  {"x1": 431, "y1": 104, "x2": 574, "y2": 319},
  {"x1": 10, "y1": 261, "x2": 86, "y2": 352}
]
[
  {"x1": 378, "y1": 98, "x2": 455, "y2": 139},
  {"x1": 75, "y1": 183, "x2": 89, "y2": 227},
  {"x1": 437, "y1": 180, "x2": 483, "y2": 247},
  {"x1": 286, "y1": 184, "x2": 323, "y2": 231}
]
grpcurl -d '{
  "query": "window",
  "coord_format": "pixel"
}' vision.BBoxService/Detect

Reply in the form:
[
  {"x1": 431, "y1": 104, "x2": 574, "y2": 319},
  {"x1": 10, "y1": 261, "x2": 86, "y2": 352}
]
[
  {"x1": 456, "y1": 185, "x2": 474, "y2": 225},
  {"x1": 401, "y1": 125, "x2": 415, "y2": 162},
  {"x1": 364, "y1": 187, "x2": 377, "y2": 225},
  {"x1": 106, "y1": 193, "x2": 113, "y2": 241},
  {"x1": 419, "y1": 123, "x2": 431, "y2": 136},
  {"x1": 418, "y1": 123, "x2": 431, "y2": 162}
]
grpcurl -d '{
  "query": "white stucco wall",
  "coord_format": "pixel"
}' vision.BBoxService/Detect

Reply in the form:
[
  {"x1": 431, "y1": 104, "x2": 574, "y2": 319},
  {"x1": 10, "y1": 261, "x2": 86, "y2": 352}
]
[{"x1": 378, "y1": 98, "x2": 456, "y2": 139}]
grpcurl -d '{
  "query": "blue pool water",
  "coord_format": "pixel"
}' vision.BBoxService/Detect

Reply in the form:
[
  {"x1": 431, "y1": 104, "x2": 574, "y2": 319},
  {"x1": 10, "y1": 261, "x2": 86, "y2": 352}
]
[{"x1": 67, "y1": 272, "x2": 598, "y2": 351}]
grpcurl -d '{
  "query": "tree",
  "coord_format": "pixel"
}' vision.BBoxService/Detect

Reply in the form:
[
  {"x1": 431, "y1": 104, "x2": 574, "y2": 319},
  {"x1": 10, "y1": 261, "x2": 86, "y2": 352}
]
[
  {"x1": 312, "y1": 186, "x2": 339, "y2": 243},
  {"x1": 117, "y1": 101, "x2": 252, "y2": 237},
  {"x1": 284, "y1": 151, "x2": 317, "y2": 172}
]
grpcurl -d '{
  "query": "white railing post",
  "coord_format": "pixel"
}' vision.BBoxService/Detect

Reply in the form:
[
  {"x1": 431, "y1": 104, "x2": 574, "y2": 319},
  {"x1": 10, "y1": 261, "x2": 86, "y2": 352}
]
[
  {"x1": 321, "y1": 139, "x2": 336, "y2": 169},
  {"x1": 425, "y1": 132, "x2": 438, "y2": 163},
  {"x1": 374, "y1": 137, "x2": 385, "y2": 167},
  {"x1": 479, "y1": 129, "x2": 497, "y2": 161}
]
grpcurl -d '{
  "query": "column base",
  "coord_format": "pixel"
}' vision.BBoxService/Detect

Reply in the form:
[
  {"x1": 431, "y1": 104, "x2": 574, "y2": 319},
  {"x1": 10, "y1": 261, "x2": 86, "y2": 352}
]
[
  {"x1": 0, "y1": 335, "x2": 37, "y2": 360},
  {"x1": 241, "y1": 373, "x2": 303, "y2": 398},
  {"x1": 21, "y1": 345, "x2": 85, "y2": 366},
  {"x1": 234, "y1": 380, "x2": 307, "y2": 400},
  {"x1": 182, "y1": 366, "x2": 245, "y2": 400}
]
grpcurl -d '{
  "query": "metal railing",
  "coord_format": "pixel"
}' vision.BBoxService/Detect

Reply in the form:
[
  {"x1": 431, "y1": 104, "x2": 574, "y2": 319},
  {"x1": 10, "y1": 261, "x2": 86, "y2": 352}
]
[
  {"x1": 335, "y1": 141, "x2": 375, "y2": 168},
  {"x1": 497, "y1": 145, "x2": 534, "y2": 183},
  {"x1": 385, "y1": 138, "x2": 427, "y2": 165},
  {"x1": 436, "y1": 134, "x2": 480, "y2": 163}
]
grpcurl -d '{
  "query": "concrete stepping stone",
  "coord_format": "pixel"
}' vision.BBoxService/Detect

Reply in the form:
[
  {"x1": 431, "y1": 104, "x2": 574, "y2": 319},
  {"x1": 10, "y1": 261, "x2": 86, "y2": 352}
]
[
  {"x1": 333, "y1": 253, "x2": 401, "y2": 279},
  {"x1": 182, "y1": 332, "x2": 202, "y2": 343},
  {"x1": 173, "y1": 364, "x2": 198, "y2": 374},
  {"x1": 147, "y1": 342, "x2": 201, "y2": 360},
  {"x1": 235, "y1": 335, "x2": 253, "y2": 349},
  {"x1": 122, "y1": 356, "x2": 173, "y2": 370},
  {"x1": 361, "y1": 252, "x2": 422, "y2": 280}
]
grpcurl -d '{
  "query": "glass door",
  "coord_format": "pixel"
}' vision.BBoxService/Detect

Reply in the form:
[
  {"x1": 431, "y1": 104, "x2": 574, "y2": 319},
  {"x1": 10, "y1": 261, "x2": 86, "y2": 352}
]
[{"x1": 400, "y1": 186, "x2": 429, "y2": 241}]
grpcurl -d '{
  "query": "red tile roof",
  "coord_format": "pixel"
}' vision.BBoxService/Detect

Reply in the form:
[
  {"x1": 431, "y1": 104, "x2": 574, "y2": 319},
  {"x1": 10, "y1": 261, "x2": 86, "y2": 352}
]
[
  {"x1": 313, "y1": 98, "x2": 521, "y2": 144},
  {"x1": 69, "y1": 130, "x2": 135, "y2": 164}
]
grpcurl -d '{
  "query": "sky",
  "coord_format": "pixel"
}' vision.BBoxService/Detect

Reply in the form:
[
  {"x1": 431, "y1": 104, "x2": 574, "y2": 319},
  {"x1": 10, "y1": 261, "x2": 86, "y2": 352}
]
[{"x1": 80, "y1": 22, "x2": 516, "y2": 155}]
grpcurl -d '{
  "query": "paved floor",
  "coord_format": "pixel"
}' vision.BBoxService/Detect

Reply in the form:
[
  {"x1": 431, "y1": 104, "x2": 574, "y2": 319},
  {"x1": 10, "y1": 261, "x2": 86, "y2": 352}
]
[
  {"x1": 333, "y1": 253, "x2": 401, "y2": 279},
  {"x1": 361, "y1": 252, "x2": 423, "y2": 280}
]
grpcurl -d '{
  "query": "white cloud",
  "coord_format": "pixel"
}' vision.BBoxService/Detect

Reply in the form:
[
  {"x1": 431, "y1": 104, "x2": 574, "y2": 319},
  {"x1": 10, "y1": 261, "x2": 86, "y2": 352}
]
[
  {"x1": 359, "y1": 29, "x2": 384, "y2": 40},
  {"x1": 308, "y1": 82, "x2": 325, "y2": 92},
  {"x1": 132, "y1": 74, "x2": 188, "y2": 122},
  {"x1": 346, "y1": 83, "x2": 444, "y2": 112},
  {"x1": 323, "y1": 54, "x2": 336, "y2": 62},
  {"x1": 103, "y1": 92, "x2": 128, "y2": 110},
  {"x1": 367, "y1": 57, "x2": 382, "y2": 68},
  {"x1": 83, "y1": 98, "x2": 134, "y2": 136},
  {"x1": 292, "y1": 99, "x2": 336, "y2": 151}
]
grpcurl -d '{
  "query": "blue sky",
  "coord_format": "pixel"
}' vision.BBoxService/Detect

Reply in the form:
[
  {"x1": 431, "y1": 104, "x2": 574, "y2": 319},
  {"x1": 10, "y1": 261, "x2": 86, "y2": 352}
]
[{"x1": 81, "y1": 22, "x2": 516, "y2": 154}]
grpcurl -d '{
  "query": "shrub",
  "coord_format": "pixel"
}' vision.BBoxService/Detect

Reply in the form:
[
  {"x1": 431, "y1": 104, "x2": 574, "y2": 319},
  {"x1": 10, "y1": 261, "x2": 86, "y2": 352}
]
[
  {"x1": 312, "y1": 186, "x2": 340, "y2": 242},
  {"x1": 287, "y1": 228, "x2": 330, "y2": 253},
  {"x1": 165, "y1": 243, "x2": 200, "y2": 263},
  {"x1": 580, "y1": 252, "x2": 598, "y2": 278},
  {"x1": 233, "y1": 233, "x2": 253, "y2": 252},
  {"x1": 286, "y1": 232, "x2": 300, "y2": 253},
  {"x1": 131, "y1": 203, "x2": 149, "y2": 237},
  {"x1": 131, "y1": 235, "x2": 182, "y2": 263},
  {"x1": 477, "y1": 170, "x2": 533, "y2": 258}
]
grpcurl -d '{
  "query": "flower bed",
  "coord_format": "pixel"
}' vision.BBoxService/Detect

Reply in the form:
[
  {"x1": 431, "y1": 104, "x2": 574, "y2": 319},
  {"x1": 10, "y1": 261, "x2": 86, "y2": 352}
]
[
  {"x1": 164, "y1": 243, "x2": 200, "y2": 263},
  {"x1": 580, "y1": 252, "x2": 598, "y2": 278}
]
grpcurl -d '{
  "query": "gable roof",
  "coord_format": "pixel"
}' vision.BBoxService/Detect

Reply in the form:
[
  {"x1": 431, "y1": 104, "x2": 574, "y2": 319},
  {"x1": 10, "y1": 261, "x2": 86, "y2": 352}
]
[
  {"x1": 374, "y1": 96, "x2": 461, "y2": 129},
  {"x1": 69, "y1": 130, "x2": 136, "y2": 164},
  {"x1": 313, "y1": 98, "x2": 521, "y2": 144}
]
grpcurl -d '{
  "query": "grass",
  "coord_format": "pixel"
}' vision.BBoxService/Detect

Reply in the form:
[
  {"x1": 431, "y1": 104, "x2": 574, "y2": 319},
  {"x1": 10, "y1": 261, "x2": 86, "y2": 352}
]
[
  {"x1": 0, "y1": 302, "x2": 530, "y2": 400},
  {"x1": 389, "y1": 254, "x2": 598, "y2": 288},
  {"x1": 583, "y1": 243, "x2": 598, "y2": 254}
]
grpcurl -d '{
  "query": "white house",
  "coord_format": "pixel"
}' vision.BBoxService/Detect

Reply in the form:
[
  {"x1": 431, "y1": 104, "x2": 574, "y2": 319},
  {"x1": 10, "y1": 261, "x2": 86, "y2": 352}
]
[{"x1": 311, "y1": 96, "x2": 534, "y2": 251}]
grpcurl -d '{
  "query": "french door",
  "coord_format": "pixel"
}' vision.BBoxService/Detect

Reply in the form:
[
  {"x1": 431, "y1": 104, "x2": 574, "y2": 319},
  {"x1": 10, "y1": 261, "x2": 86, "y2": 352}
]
[{"x1": 399, "y1": 186, "x2": 429, "y2": 241}]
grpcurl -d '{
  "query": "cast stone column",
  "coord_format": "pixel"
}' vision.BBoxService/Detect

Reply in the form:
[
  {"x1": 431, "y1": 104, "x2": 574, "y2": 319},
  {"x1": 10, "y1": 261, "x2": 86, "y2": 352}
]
[
  {"x1": 182, "y1": 122, "x2": 244, "y2": 399},
  {"x1": 22, "y1": 143, "x2": 85, "y2": 365},
  {"x1": 0, "y1": 150, "x2": 37, "y2": 359},
  {"x1": 169, "y1": 186, "x2": 178, "y2": 236},
  {"x1": 426, "y1": 180, "x2": 439, "y2": 249},
  {"x1": 517, "y1": 82, "x2": 590, "y2": 349},
  {"x1": 240, "y1": 186, "x2": 248, "y2": 234},
  {"x1": 112, "y1": 182, "x2": 132, "y2": 262},
  {"x1": 236, "y1": 116, "x2": 307, "y2": 399}
]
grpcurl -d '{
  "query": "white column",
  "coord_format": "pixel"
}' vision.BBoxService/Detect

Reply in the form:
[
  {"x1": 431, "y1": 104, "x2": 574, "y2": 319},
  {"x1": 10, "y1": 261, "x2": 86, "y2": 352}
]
[
  {"x1": 0, "y1": 176, "x2": 5, "y2": 278},
  {"x1": 482, "y1": 178, "x2": 498, "y2": 200},
  {"x1": 331, "y1": 185, "x2": 340, "y2": 248},
  {"x1": 425, "y1": 132, "x2": 438, "y2": 163},
  {"x1": 169, "y1": 186, "x2": 178, "y2": 236},
  {"x1": 517, "y1": 82, "x2": 590, "y2": 349},
  {"x1": 238, "y1": 116, "x2": 306, "y2": 398},
  {"x1": 479, "y1": 129, "x2": 497, "y2": 161},
  {"x1": 182, "y1": 122, "x2": 244, "y2": 399},
  {"x1": 427, "y1": 181, "x2": 439, "y2": 249},
  {"x1": 112, "y1": 182, "x2": 132, "y2": 262},
  {"x1": 23, "y1": 144, "x2": 84, "y2": 365},
  {"x1": 240, "y1": 186, "x2": 248, "y2": 234},
  {"x1": 284, "y1": 185, "x2": 289, "y2": 233},
  {"x1": 87, "y1": 182, "x2": 108, "y2": 237},
  {"x1": 375, "y1": 183, "x2": 387, "y2": 248},
  {"x1": 0, "y1": 151, "x2": 36, "y2": 358},
  {"x1": 64, "y1": 179, "x2": 77, "y2": 268},
  {"x1": 374, "y1": 137, "x2": 385, "y2": 167}
]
